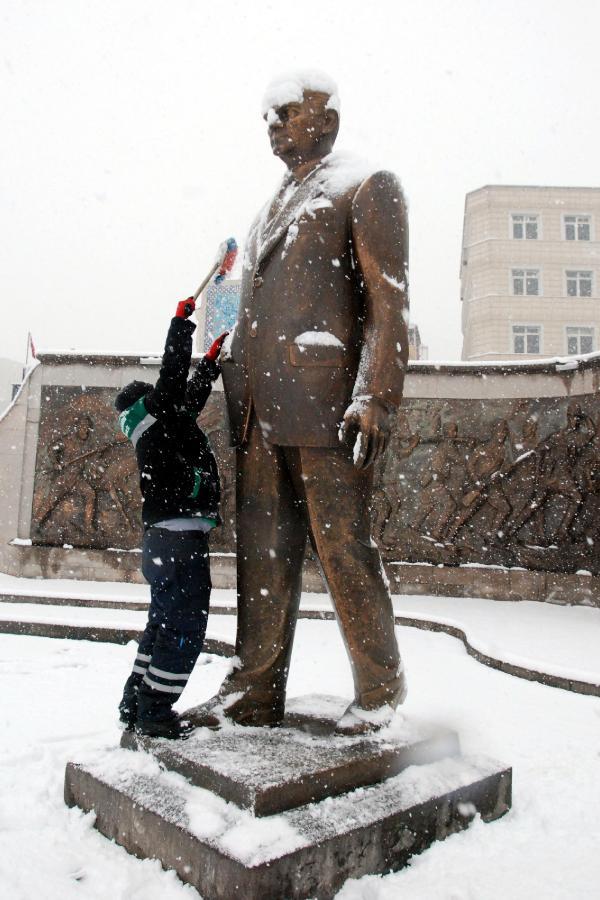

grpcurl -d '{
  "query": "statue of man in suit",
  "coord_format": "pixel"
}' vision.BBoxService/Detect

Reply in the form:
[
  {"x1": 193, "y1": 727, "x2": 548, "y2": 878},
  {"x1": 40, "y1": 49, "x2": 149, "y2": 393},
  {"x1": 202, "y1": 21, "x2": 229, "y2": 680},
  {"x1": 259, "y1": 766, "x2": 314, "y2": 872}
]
[{"x1": 189, "y1": 71, "x2": 409, "y2": 735}]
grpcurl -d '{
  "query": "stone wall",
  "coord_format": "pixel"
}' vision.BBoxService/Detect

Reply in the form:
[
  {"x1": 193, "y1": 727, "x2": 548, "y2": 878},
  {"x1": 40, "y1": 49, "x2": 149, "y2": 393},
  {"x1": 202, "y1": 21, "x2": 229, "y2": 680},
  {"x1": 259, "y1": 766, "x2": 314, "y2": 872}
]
[{"x1": 1, "y1": 350, "x2": 599, "y2": 603}]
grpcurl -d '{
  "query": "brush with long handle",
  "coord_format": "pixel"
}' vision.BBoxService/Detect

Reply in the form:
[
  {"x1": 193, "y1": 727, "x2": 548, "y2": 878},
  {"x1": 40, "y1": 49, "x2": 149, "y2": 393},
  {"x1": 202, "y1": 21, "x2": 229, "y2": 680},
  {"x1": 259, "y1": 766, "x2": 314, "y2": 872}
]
[{"x1": 192, "y1": 237, "x2": 238, "y2": 303}]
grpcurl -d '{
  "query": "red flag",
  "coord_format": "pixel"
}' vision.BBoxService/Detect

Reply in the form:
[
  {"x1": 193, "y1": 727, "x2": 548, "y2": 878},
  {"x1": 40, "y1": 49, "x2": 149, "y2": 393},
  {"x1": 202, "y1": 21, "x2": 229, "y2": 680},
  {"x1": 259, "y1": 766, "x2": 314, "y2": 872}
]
[{"x1": 29, "y1": 332, "x2": 36, "y2": 359}]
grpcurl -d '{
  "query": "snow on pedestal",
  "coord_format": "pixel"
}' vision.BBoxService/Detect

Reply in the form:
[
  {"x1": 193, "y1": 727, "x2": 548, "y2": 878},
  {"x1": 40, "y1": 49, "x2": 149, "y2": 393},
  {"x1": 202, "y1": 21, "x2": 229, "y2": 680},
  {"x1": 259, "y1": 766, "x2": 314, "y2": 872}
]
[{"x1": 64, "y1": 694, "x2": 511, "y2": 900}]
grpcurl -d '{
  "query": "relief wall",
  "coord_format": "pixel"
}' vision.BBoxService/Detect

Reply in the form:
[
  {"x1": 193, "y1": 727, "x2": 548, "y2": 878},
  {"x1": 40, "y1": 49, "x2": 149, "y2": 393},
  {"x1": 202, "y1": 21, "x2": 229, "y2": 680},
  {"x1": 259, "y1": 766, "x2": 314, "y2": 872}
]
[
  {"x1": 30, "y1": 383, "x2": 600, "y2": 577},
  {"x1": 372, "y1": 395, "x2": 600, "y2": 575},
  {"x1": 31, "y1": 386, "x2": 235, "y2": 553}
]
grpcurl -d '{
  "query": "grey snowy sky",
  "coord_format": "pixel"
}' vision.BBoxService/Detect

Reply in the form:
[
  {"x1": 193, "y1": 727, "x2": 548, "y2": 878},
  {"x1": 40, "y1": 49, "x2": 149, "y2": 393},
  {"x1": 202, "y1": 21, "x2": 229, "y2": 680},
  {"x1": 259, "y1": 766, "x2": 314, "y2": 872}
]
[{"x1": 2, "y1": 0, "x2": 600, "y2": 364}]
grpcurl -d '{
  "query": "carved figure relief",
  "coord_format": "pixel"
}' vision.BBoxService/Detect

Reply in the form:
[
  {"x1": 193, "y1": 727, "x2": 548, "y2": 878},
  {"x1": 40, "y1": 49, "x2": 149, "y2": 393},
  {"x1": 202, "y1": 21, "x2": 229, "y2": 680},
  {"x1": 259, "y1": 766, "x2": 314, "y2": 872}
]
[
  {"x1": 372, "y1": 396, "x2": 600, "y2": 575},
  {"x1": 31, "y1": 386, "x2": 234, "y2": 552},
  {"x1": 32, "y1": 388, "x2": 142, "y2": 548},
  {"x1": 30, "y1": 384, "x2": 600, "y2": 576}
]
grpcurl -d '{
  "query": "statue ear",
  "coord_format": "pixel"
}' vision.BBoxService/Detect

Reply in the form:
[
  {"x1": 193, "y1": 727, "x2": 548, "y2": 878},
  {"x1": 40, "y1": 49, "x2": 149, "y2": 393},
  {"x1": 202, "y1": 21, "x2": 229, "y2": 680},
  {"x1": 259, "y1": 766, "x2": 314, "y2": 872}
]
[{"x1": 323, "y1": 108, "x2": 339, "y2": 137}]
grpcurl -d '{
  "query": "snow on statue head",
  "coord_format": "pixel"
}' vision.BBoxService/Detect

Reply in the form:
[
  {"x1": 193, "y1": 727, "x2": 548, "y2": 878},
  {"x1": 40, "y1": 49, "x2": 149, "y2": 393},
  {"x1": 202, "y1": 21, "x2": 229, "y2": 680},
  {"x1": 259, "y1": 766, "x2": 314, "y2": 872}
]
[
  {"x1": 261, "y1": 69, "x2": 340, "y2": 117},
  {"x1": 261, "y1": 69, "x2": 340, "y2": 167}
]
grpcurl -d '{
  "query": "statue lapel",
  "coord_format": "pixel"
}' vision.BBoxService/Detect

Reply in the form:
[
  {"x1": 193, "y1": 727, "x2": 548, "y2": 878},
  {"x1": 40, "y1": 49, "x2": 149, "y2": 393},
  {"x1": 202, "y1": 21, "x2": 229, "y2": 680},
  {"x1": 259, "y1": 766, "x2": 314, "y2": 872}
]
[{"x1": 256, "y1": 166, "x2": 325, "y2": 267}]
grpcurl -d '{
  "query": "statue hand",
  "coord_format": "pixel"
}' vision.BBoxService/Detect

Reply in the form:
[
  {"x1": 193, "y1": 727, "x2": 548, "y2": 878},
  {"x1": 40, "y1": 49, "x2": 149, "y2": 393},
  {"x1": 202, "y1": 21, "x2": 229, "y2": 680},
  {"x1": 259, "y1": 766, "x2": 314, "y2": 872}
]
[{"x1": 339, "y1": 397, "x2": 392, "y2": 469}]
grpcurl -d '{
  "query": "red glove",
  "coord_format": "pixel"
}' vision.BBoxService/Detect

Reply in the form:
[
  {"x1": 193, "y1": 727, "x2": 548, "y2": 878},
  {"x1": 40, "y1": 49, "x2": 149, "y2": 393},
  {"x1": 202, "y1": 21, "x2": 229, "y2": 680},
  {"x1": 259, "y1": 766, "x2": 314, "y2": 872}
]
[
  {"x1": 205, "y1": 332, "x2": 229, "y2": 362},
  {"x1": 175, "y1": 297, "x2": 196, "y2": 319}
]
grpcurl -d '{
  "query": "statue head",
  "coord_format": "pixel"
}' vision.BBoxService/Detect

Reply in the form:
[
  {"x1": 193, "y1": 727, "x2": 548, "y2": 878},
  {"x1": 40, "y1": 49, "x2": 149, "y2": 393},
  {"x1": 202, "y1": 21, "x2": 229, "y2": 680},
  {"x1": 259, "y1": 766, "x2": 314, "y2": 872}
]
[
  {"x1": 262, "y1": 70, "x2": 340, "y2": 173},
  {"x1": 73, "y1": 414, "x2": 93, "y2": 441}
]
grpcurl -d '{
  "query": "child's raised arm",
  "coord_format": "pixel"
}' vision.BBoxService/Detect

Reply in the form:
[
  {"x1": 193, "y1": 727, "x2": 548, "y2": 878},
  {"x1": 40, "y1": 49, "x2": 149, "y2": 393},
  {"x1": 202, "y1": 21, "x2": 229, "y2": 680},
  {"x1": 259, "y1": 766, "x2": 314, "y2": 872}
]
[{"x1": 144, "y1": 299, "x2": 196, "y2": 419}]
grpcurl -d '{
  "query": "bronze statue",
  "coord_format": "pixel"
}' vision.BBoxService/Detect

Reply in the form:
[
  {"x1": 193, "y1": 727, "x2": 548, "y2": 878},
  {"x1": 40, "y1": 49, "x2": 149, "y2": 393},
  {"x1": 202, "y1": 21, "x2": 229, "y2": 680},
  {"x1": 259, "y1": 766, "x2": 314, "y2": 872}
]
[{"x1": 188, "y1": 71, "x2": 409, "y2": 735}]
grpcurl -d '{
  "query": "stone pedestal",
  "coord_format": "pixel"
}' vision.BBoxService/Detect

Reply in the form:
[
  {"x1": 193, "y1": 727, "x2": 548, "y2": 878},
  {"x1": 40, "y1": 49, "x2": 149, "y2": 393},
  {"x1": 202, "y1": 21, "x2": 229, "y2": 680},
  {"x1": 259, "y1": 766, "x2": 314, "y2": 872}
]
[
  {"x1": 64, "y1": 696, "x2": 511, "y2": 900},
  {"x1": 121, "y1": 695, "x2": 460, "y2": 816}
]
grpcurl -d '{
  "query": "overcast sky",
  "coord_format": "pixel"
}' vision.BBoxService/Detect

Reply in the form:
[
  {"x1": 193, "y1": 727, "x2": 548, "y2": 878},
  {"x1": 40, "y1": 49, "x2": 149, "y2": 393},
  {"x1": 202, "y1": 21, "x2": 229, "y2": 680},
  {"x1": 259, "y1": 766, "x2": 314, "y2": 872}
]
[{"x1": 2, "y1": 0, "x2": 599, "y2": 364}]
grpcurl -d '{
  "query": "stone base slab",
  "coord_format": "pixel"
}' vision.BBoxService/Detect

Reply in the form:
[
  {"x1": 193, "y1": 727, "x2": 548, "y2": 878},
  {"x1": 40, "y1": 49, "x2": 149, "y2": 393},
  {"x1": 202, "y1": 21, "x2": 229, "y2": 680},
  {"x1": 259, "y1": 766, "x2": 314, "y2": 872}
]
[
  {"x1": 121, "y1": 696, "x2": 460, "y2": 816},
  {"x1": 65, "y1": 747, "x2": 511, "y2": 900}
]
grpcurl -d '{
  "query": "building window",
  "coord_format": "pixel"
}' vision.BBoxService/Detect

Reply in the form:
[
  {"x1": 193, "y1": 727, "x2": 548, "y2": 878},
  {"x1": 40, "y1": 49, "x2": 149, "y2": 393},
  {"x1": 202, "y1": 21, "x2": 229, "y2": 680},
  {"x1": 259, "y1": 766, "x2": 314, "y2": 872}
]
[
  {"x1": 512, "y1": 268, "x2": 540, "y2": 296},
  {"x1": 566, "y1": 326, "x2": 594, "y2": 355},
  {"x1": 566, "y1": 270, "x2": 593, "y2": 297},
  {"x1": 564, "y1": 215, "x2": 591, "y2": 241},
  {"x1": 512, "y1": 214, "x2": 538, "y2": 240},
  {"x1": 512, "y1": 325, "x2": 541, "y2": 354}
]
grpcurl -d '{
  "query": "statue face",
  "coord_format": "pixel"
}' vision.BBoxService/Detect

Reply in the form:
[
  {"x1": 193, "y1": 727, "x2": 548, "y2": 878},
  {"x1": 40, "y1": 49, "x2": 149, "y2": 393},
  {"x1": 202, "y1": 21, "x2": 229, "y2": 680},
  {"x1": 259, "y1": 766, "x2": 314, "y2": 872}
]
[
  {"x1": 74, "y1": 416, "x2": 91, "y2": 441},
  {"x1": 265, "y1": 91, "x2": 336, "y2": 167}
]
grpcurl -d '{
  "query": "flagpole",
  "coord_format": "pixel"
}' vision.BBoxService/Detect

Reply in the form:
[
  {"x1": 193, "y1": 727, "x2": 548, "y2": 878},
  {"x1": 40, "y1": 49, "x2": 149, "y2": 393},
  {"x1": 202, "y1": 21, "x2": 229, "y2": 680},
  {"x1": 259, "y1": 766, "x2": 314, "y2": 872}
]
[{"x1": 25, "y1": 331, "x2": 30, "y2": 370}]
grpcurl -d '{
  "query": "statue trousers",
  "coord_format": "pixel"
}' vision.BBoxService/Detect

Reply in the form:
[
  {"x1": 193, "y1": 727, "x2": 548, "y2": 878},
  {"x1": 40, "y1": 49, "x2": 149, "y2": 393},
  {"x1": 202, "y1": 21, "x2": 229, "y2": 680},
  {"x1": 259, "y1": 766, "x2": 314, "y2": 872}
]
[{"x1": 221, "y1": 414, "x2": 404, "y2": 716}]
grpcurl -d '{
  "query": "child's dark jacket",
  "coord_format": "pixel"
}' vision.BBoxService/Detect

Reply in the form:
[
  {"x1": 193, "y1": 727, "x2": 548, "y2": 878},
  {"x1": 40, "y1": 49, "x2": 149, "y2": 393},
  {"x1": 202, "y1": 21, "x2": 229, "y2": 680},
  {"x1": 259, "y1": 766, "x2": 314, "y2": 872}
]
[{"x1": 119, "y1": 317, "x2": 220, "y2": 530}]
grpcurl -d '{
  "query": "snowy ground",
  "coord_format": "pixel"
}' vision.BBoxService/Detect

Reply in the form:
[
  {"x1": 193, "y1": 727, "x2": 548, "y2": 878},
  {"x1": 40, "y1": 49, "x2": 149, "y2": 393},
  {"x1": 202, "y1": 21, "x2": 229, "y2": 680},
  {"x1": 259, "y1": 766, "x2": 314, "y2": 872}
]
[
  {"x1": 2, "y1": 572, "x2": 600, "y2": 685},
  {"x1": 1, "y1": 616, "x2": 599, "y2": 899}
]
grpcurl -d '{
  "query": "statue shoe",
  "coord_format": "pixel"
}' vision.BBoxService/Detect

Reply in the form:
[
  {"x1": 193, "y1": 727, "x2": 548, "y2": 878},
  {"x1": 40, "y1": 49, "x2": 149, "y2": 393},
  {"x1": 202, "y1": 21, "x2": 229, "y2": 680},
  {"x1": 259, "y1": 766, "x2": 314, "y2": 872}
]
[
  {"x1": 334, "y1": 702, "x2": 397, "y2": 737},
  {"x1": 185, "y1": 692, "x2": 284, "y2": 729},
  {"x1": 183, "y1": 697, "x2": 228, "y2": 729}
]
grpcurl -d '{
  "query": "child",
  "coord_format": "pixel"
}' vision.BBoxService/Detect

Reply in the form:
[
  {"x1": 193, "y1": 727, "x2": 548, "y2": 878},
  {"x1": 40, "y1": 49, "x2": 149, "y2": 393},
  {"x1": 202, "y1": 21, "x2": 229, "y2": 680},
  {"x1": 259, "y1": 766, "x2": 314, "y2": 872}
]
[{"x1": 115, "y1": 297, "x2": 227, "y2": 738}]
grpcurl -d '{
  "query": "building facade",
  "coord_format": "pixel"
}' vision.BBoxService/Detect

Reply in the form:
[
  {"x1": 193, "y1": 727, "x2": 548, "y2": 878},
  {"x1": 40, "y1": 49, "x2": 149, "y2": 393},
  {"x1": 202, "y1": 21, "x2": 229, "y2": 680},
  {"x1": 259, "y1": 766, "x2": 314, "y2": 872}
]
[
  {"x1": 0, "y1": 358, "x2": 24, "y2": 413},
  {"x1": 460, "y1": 185, "x2": 600, "y2": 360},
  {"x1": 408, "y1": 324, "x2": 428, "y2": 360}
]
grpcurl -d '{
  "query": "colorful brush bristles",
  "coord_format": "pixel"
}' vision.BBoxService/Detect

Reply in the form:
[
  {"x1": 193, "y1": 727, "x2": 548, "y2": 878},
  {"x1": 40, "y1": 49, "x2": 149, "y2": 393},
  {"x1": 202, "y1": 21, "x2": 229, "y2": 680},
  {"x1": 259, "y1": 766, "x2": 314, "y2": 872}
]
[{"x1": 215, "y1": 237, "x2": 238, "y2": 283}]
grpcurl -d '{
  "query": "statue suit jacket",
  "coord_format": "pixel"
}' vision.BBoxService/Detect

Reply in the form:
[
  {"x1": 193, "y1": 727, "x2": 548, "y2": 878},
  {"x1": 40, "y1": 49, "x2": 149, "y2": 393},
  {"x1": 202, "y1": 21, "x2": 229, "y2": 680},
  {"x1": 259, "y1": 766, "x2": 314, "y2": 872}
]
[{"x1": 221, "y1": 152, "x2": 409, "y2": 448}]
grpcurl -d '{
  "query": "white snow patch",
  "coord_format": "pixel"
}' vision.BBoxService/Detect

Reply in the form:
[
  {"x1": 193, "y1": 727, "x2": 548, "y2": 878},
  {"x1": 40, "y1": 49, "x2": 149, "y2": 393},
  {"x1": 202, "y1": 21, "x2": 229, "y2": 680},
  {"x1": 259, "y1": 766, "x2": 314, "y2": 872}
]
[
  {"x1": 294, "y1": 331, "x2": 344, "y2": 348},
  {"x1": 316, "y1": 151, "x2": 379, "y2": 198},
  {"x1": 261, "y1": 68, "x2": 340, "y2": 116},
  {"x1": 353, "y1": 432, "x2": 363, "y2": 464},
  {"x1": 382, "y1": 271, "x2": 406, "y2": 291},
  {"x1": 299, "y1": 195, "x2": 333, "y2": 219},
  {"x1": 281, "y1": 222, "x2": 299, "y2": 258},
  {"x1": 186, "y1": 790, "x2": 229, "y2": 840},
  {"x1": 218, "y1": 815, "x2": 305, "y2": 865},
  {"x1": 555, "y1": 359, "x2": 579, "y2": 371},
  {"x1": 220, "y1": 324, "x2": 236, "y2": 361},
  {"x1": 337, "y1": 702, "x2": 396, "y2": 730},
  {"x1": 345, "y1": 396, "x2": 373, "y2": 415},
  {"x1": 265, "y1": 107, "x2": 280, "y2": 126}
]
